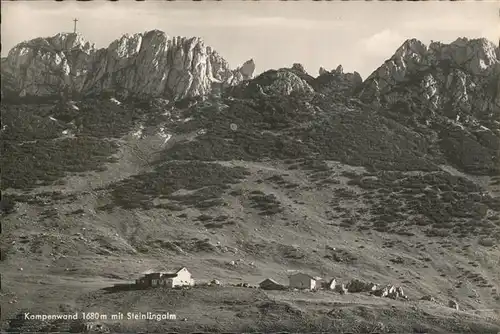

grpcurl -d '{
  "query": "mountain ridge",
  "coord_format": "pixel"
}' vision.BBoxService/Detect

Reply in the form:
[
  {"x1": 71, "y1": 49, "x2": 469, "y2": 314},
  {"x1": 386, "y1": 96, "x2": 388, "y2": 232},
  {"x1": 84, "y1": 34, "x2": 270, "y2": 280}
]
[
  {"x1": 2, "y1": 31, "x2": 498, "y2": 104},
  {"x1": 359, "y1": 37, "x2": 500, "y2": 114},
  {"x1": 1, "y1": 30, "x2": 255, "y2": 101}
]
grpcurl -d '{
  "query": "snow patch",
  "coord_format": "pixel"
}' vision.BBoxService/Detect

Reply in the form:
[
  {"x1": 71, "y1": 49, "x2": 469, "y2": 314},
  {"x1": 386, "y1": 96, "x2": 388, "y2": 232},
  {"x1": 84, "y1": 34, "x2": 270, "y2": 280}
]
[
  {"x1": 158, "y1": 127, "x2": 172, "y2": 144},
  {"x1": 71, "y1": 104, "x2": 79, "y2": 110},
  {"x1": 49, "y1": 116, "x2": 57, "y2": 122},
  {"x1": 182, "y1": 117, "x2": 193, "y2": 123},
  {"x1": 110, "y1": 98, "x2": 122, "y2": 105},
  {"x1": 62, "y1": 130, "x2": 69, "y2": 135},
  {"x1": 479, "y1": 125, "x2": 491, "y2": 132},
  {"x1": 197, "y1": 129, "x2": 207, "y2": 135},
  {"x1": 132, "y1": 124, "x2": 145, "y2": 139}
]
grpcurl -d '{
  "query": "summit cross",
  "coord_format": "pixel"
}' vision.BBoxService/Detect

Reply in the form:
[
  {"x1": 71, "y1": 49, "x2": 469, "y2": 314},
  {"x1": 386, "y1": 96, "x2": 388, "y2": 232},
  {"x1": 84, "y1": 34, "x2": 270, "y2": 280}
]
[{"x1": 73, "y1": 18, "x2": 78, "y2": 33}]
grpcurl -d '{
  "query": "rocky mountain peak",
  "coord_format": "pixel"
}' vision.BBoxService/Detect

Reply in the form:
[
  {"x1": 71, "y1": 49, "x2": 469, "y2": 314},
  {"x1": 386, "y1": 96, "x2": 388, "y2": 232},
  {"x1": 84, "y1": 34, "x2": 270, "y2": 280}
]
[
  {"x1": 359, "y1": 37, "x2": 500, "y2": 116},
  {"x1": 314, "y1": 65, "x2": 362, "y2": 97},
  {"x1": 237, "y1": 58, "x2": 256, "y2": 79},
  {"x1": 1, "y1": 30, "x2": 254, "y2": 100},
  {"x1": 392, "y1": 38, "x2": 428, "y2": 61},
  {"x1": 12, "y1": 32, "x2": 96, "y2": 55}
]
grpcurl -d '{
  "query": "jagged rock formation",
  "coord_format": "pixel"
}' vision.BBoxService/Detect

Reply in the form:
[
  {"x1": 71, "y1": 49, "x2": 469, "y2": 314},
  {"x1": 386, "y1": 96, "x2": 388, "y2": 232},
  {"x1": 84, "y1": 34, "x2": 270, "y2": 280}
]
[
  {"x1": 1, "y1": 30, "x2": 255, "y2": 100},
  {"x1": 359, "y1": 38, "x2": 500, "y2": 118},
  {"x1": 314, "y1": 65, "x2": 363, "y2": 96},
  {"x1": 231, "y1": 62, "x2": 363, "y2": 101},
  {"x1": 236, "y1": 59, "x2": 256, "y2": 81},
  {"x1": 356, "y1": 37, "x2": 500, "y2": 175}
]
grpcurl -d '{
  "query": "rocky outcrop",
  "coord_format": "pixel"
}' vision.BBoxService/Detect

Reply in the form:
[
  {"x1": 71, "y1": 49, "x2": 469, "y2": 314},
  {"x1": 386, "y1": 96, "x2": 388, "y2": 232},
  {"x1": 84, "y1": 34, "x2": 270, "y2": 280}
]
[
  {"x1": 291, "y1": 63, "x2": 307, "y2": 75},
  {"x1": 313, "y1": 65, "x2": 363, "y2": 96},
  {"x1": 448, "y1": 299, "x2": 460, "y2": 310},
  {"x1": 358, "y1": 38, "x2": 500, "y2": 117},
  {"x1": 357, "y1": 38, "x2": 500, "y2": 176},
  {"x1": 235, "y1": 59, "x2": 256, "y2": 81},
  {"x1": 230, "y1": 68, "x2": 315, "y2": 98},
  {"x1": 372, "y1": 285, "x2": 407, "y2": 299},
  {"x1": 1, "y1": 30, "x2": 255, "y2": 100}
]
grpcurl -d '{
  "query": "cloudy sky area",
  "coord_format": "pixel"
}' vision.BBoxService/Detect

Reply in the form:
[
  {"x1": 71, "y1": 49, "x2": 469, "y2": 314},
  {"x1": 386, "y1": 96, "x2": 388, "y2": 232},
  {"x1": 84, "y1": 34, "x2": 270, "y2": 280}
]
[{"x1": 2, "y1": 1, "x2": 498, "y2": 79}]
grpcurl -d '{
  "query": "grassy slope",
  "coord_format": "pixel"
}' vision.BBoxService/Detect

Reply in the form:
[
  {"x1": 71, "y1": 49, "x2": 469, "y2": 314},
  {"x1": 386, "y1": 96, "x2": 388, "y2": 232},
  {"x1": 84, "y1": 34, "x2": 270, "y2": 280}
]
[{"x1": 1, "y1": 92, "x2": 499, "y2": 333}]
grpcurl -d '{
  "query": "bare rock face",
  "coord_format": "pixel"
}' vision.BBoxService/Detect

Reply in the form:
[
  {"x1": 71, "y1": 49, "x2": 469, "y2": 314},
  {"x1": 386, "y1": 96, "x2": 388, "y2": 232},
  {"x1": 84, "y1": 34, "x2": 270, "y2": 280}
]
[
  {"x1": 318, "y1": 66, "x2": 328, "y2": 76},
  {"x1": 1, "y1": 30, "x2": 255, "y2": 100},
  {"x1": 231, "y1": 68, "x2": 315, "y2": 98},
  {"x1": 237, "y1": 58, "x2": 256, "y2": 80},
  {"x1": 2, "y1": 33, "x2": 96, "y2": 97},
  {"x1": 358, "y1": 38, "x2": 500, "y2": 116},
  {"x1": 260, "y1": 70, "x2": 315, "y2": 96}
]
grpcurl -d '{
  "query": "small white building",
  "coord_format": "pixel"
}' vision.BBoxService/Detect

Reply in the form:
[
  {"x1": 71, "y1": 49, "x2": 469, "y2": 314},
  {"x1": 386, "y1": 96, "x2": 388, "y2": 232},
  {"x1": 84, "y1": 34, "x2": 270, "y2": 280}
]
[
  {"x1": 289, "y1": 273, "x2": 320, "y2": 290},
  {"x1": 136, "y1": 267, "x2": 194, "y2": 288}
]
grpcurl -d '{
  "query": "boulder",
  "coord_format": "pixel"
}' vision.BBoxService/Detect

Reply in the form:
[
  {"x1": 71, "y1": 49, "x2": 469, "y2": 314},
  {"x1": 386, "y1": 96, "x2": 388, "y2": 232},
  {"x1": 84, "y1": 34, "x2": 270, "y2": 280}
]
[
  {"x1": 448, "y1": 300, "x2": 459, "y2": 310},
  {"x1": 373, "y1": 285, "x2": 397, "y2": 298},
  {"x1": 421, "y1": 295, "x2": 436, "y2": 302}
]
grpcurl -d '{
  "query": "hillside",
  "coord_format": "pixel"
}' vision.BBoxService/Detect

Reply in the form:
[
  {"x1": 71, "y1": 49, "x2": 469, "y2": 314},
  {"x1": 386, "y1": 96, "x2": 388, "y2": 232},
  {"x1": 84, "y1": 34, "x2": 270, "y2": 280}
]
[{"x1": 1, "y1": 35, "x2": 500, "y2": 333}]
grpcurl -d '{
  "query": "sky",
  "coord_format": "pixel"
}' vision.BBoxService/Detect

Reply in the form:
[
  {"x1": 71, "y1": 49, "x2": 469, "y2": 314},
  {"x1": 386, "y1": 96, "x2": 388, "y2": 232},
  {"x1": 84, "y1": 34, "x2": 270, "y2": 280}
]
[{"x1": 1, "y1": 1, "x2": 499, "y2": 79}]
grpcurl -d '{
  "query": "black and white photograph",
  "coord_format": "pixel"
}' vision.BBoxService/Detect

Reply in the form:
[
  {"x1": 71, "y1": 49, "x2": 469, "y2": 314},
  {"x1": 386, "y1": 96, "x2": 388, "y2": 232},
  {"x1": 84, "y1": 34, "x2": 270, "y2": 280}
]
[{"x1": 1, "y1": 0, "x2": 500, "y2": 333}]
